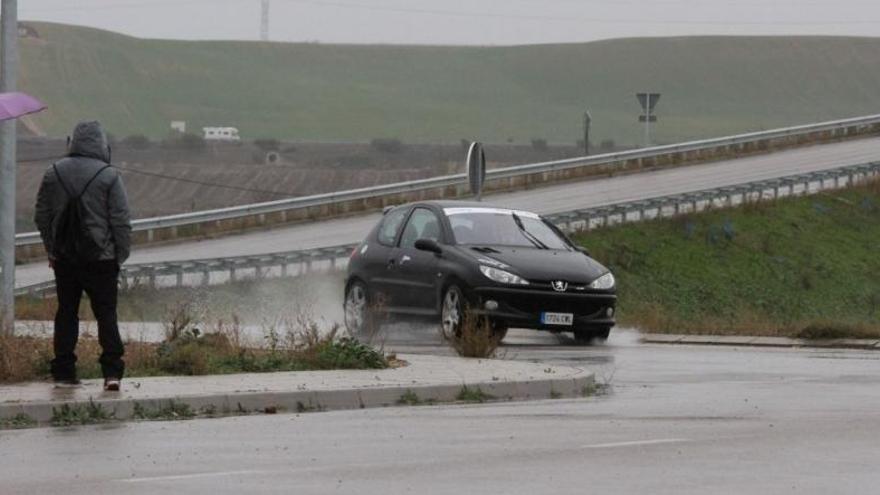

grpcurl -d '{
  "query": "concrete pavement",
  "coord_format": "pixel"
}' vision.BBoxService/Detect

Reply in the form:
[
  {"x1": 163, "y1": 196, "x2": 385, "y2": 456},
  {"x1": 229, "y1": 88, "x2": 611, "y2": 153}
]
[
  {"x1": 641, "y1": 333, "x2": 880, "y2": 350},
  {"x1": 2, "y1": 329, "x2": 880, "y2": 494},
  {"x1": 0, "y1": 354, "x2": 594, "y2": 424}
]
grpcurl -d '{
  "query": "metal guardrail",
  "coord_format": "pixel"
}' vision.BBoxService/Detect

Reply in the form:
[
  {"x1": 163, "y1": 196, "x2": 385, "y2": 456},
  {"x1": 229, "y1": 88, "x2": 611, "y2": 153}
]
[
  {"x1": 16, "y1": 161, "x2": 879, "y2": 298},
  {"x1": 545, "y1": 162, "x2": 880, "y2": 232},
  {"x1": 14, "y1": 113, "x2": 880, "y2": 248},
  {"x1": 14, "y1": 244, "x2": 358, "y2": 297}
]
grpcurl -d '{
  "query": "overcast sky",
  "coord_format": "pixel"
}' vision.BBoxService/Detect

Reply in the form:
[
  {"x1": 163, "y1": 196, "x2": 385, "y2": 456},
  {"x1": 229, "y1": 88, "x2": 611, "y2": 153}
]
[{"x1": 19, "y1": 0, "x2": 880, "y2": 45}]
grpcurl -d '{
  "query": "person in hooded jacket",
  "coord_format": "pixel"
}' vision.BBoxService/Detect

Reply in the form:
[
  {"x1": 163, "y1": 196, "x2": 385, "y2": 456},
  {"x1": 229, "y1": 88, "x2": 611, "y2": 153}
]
[{"x1": 34, "y1": 121, "x2": 132, "y2": 391}]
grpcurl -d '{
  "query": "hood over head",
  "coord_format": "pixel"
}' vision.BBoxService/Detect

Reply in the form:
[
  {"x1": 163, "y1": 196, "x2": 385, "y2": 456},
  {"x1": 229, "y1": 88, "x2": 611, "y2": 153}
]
[{"x1": 68, "y1": 120, "x2": 110, "y2": 162}]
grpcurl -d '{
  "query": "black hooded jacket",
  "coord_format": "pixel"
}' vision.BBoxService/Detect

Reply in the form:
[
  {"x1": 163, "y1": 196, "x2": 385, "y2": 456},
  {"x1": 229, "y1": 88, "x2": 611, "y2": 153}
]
[{"x1": 34, "y1": 121, "x2": 132, "y2": 263}]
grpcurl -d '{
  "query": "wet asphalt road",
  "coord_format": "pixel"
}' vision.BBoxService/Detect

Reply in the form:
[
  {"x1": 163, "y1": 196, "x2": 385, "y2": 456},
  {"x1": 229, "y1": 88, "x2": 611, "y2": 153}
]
[
  {"x1": 2, "y1": 329, "x2": 880, "y2": 494},
  {"x1": 15, "y1": 136, "x2": 880, "y2": 289}
]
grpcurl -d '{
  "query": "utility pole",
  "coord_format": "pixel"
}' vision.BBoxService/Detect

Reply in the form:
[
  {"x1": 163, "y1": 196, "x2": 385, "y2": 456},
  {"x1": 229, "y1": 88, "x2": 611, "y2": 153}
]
[
  {"x1": 0, "y1": 0, "x2": 17, "y2": 334},
  {"x1": 636, "y1": 92, "x2": 660, "y2": 148},
  {"x1": 260, "y1": 0, "x2": 270, "y2": 41},
  {"x1": 583, "y1": 110, "x2": 592, "y2": 156}
]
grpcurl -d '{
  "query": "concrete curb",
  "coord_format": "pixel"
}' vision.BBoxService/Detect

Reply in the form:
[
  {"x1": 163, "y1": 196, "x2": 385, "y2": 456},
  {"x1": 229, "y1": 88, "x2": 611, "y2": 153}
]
[
  {"x1": 0, "y1": 360, "x2": 595, "y2": 425},
  {"x1": 641, "y1": 334, "x2": 880, "y2": 350}
]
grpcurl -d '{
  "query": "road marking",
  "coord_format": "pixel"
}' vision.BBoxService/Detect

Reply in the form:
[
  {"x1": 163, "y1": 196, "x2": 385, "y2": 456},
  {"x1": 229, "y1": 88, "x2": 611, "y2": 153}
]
[
  {"x1": 119, "y1": 470, "x2": 268, "y2": 483},
  {"x1": 581, "y1": 438, "x2": 689, "y2": 449}
]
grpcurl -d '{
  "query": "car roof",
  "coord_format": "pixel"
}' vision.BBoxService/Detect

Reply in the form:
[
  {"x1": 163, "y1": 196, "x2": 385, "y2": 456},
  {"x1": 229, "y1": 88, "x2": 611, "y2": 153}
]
[
  {"x1": 384, "y1": 200, "x2": 542, "y2": 217},
  {"x1": 403, "y1": 200, "x2": 521, "y2": 210}
]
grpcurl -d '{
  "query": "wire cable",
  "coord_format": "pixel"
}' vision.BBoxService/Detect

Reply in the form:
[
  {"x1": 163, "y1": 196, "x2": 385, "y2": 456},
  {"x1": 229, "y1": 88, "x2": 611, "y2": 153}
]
[{"x1": 19, "y1": 154, "x2": 300, "y2": 199}]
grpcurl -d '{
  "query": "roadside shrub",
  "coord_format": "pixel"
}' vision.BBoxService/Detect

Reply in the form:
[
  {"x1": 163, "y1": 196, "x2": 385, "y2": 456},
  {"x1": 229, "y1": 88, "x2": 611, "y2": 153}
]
[{"x1": 316, "y1": 338, "x2": 386, "y2": 369}]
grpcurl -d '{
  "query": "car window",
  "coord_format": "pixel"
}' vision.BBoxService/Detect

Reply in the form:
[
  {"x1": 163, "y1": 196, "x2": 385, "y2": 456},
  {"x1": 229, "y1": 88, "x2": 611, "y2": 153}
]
[
  {"x1": 399, "y1": 208, "x2": 442, "y2": 249},
  {"x1": 445, "y1": 208, "x2": 569, "y2": 250},
  {"x1": 377, "y1": 207, "x2": 408, "y2": 246}
]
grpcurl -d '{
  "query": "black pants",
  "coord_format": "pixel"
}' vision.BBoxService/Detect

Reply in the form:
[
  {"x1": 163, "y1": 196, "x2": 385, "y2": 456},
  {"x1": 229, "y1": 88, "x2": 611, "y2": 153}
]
[{"x1": 51, "y1": 260, "x2": 125, "y2": 380}]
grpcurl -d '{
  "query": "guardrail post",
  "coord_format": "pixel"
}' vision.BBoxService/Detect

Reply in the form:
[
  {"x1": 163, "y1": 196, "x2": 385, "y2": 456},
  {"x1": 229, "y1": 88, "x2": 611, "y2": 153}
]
[
  {"x1": 202, "y1": 269, "x2": 210, "y2": 286},
  {"x1": 281, "y1": 263, "x2": 288, "y2": 277},
  {"x1": 148, "y1": 269, "x2": 156, "y2": 290},
  {"x1": 176, "y1": 270, "x2": 184, "y2": 287}
]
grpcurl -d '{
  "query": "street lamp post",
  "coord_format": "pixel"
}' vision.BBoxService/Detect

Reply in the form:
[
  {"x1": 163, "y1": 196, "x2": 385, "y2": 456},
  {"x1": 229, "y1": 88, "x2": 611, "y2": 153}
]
[{"x1": 0, "y1": 0, "x2": 18, "y2": 334}]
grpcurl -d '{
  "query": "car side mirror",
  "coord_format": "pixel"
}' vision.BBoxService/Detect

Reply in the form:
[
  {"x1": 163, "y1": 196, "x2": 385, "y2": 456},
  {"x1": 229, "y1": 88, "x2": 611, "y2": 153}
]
[{"x1": 415, "y1": 238, "x2": 443, "y2": 255}]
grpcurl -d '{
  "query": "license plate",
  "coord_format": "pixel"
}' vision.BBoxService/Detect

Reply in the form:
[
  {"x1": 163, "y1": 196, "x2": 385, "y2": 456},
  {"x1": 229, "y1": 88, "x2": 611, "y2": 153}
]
[{"x1": 541, "y1": 312, "x2": 574, "y2": 326}]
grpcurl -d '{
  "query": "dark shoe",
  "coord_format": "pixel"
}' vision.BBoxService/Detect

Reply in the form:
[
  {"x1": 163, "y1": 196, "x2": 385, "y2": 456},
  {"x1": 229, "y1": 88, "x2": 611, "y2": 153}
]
[
  {"x1": 103, "y1": 378, "x2": 121, "y2": 392},
  {"x1": 54, "y1": 378, "x2": 83, "y2": 389}
]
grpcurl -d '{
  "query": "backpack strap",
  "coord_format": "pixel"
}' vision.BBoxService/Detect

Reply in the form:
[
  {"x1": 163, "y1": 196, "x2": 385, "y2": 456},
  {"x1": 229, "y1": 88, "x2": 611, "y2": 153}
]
[
  {"x1": 53, "y1": 163, "x2": 111, "y2": 199},
  {"x1": 79, "y1": 165, "x2": 111, "y2": 198},
  {"x1": 52, "y1": 163, "x2": 73, "y2": 198}
]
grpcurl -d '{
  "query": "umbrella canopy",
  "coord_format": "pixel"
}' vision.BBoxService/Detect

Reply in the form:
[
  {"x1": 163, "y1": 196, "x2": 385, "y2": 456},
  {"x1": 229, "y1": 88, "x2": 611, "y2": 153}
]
[{"x1": 0, "y1": 92, "x2": 47, "y2": 121}]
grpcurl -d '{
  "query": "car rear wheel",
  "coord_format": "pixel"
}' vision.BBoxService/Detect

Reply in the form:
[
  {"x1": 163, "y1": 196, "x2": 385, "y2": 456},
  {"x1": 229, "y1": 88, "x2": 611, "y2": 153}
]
[
  {"x1": 573, "y1": 327, "x2": 611, "y2": 346},
  {"x1": 344, "y1": 281, "x2": 374, "y2": 337},
  {"x1": 441, "y1": 285, "x2": 464, "y2": 337}
]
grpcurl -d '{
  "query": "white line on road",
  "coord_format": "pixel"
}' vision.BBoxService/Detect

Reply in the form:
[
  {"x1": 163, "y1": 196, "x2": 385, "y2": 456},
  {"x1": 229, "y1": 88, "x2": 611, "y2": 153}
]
[
  {"x1": 119, "y1": 469, "x2": 269, "y2": 483},
  {"x1": 581, "y1": 438, "x2": 689, "y2": 449}
]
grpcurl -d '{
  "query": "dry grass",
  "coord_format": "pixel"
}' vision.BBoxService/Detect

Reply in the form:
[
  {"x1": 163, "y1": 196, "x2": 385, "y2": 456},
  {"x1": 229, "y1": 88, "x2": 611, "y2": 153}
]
[
  {"x1": 441, "y1": 311, "x2": 503, "y2": 359},
  {"x1": 621, "y1": 307, "x2": 880, "y2": 339},
  {"x1": 0, "y1": 301, "x2": 387, "y2": 384}
]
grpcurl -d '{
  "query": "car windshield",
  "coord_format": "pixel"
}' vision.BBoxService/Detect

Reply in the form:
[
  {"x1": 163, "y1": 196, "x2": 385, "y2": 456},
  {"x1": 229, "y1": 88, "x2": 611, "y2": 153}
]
[{"x1": 444, "y1": 207, "x2": 570, "y2": 250}]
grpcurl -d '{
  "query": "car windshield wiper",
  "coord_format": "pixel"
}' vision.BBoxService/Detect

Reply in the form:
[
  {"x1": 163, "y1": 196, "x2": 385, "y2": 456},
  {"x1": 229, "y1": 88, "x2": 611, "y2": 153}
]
[{"x1": 511, "y1": 212, "x2": 548, "y2": 249}]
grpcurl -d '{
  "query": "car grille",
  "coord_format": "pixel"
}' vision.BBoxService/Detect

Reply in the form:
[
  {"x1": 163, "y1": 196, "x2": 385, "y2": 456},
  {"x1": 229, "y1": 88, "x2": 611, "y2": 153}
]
[{"x1": 504, "y1": 293, "x2": 604, "y2": 316}]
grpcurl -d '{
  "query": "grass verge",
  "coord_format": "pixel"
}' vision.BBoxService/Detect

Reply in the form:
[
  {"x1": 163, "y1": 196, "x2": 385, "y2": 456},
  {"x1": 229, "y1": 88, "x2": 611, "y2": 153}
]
[
  {"x1": 1, "y1": 297, "x2": 388, "y2": 384},
  {"x1": 575, "y1": 178, "x2": 880, "y2": 338}
]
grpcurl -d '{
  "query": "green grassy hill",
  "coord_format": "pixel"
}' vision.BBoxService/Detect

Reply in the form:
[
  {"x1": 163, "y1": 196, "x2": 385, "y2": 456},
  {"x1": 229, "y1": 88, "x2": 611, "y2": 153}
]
[
  {"x1": 16, "y1": 22, "x2": 880, "y2": 144},
  {"x1": 574, "y1": 180, "x2": 880, "y2": 337}
]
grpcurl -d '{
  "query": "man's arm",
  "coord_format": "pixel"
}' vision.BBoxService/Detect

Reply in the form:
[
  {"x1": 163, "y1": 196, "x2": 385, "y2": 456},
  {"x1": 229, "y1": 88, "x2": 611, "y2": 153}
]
[
  {"x1": 34, "y1": 167, "x2": 56, "y2": 259},
  {"x1": 107, "y1": 171, "x2": 132, "y2": 264}
]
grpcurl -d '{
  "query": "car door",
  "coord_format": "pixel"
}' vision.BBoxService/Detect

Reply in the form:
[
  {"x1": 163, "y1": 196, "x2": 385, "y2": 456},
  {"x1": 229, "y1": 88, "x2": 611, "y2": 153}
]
[
  {"x1": 363, "y1": 206, "x2": 409, "y2": 307},
  {"x1": 387, "y1": 207, "x2": 443, "y2": 313}
]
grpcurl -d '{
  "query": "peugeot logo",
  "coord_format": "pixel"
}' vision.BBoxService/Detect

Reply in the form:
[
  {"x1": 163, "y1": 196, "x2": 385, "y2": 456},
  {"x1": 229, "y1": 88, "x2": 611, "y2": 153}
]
[{"x1": 551, "y1": 281, "x2": 568, "y2": 292}]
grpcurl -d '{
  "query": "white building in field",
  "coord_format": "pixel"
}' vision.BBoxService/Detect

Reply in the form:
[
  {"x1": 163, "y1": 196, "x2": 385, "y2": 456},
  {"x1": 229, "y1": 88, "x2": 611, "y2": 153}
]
[{"x1": 203, "y1": 127, "x2": 241, "y2": 141}]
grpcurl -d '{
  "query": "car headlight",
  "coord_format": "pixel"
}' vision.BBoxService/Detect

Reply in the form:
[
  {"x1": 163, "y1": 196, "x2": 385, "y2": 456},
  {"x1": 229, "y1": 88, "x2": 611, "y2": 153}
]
[
  {"x1": 589, "y1": 272, "x2": 615, "y2": 290},
  {"x1": 479, "y1": 265, "x2": 529, "y2": 285}
]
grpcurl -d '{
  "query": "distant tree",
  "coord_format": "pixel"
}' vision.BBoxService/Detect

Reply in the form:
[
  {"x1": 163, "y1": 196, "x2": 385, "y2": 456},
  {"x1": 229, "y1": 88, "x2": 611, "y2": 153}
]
[
  {"x1": 121, "y1": 134, "x2": 151, "y2": 150},
  {"x1": 370, "y1": 138, "x2": 404, "y2": 153},
  {"x1": 530, "y1": 138, "x2": 548, "y2": 152}
]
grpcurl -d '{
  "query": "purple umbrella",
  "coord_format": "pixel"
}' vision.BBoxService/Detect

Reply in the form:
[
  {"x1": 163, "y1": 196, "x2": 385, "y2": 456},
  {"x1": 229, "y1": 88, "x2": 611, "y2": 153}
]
[{"x1": 0, "y1": 91, "x2": 47, "y2": 121}]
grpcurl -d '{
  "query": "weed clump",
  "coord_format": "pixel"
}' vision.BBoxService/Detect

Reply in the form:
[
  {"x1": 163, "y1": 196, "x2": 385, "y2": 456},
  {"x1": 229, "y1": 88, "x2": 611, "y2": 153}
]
[
  {"x1": 51, "y1": 400, "x2": 115, "y2": 427},
  {"x1": 441, "y1": 311, "x2": 503, "y2": 359},
  {"x1": 456, "y1": 386, "x2": 494, "y2": 403},
  {"x1": 0, "y1": 413, "x2": 37, "y2": 430}
]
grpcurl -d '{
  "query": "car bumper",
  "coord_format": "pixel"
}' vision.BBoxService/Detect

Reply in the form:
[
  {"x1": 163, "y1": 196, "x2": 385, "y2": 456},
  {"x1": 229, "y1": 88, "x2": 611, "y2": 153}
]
[{"x1": 471, "y1": 286, "x2": 617, "y2": 331}]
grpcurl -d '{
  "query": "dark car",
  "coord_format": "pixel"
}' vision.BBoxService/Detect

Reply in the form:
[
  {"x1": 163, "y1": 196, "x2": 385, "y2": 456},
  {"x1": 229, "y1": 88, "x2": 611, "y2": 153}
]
[{"x1": 343, "y1": 201, "x2": 616, "y2": 344}]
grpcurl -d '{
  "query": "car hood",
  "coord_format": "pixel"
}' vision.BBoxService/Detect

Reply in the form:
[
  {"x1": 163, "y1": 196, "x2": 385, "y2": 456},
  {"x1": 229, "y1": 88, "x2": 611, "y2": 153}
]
[{"x1": 464, "y1": 245, "x2": 609, "y2": 284}]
